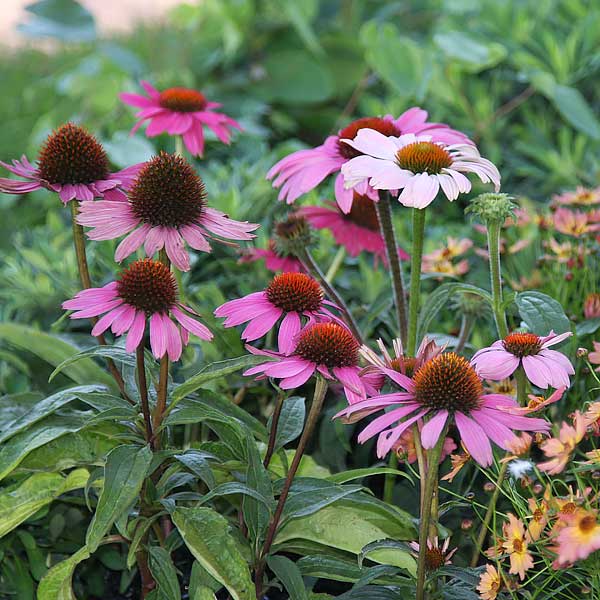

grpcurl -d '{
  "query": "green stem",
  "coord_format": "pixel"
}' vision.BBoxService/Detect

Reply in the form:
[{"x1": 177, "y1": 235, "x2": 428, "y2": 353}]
[
  {"x1": 415, "y1": 428, "x2": 447, "y2": 600},
  {"x1": 376, "y1": 191, "x2": 408, "y2": 346},
  {"x1": 470, "y1": 461, "x2": 508, "y2": 567},
  {"x1": 487, "y1": 220, "x2": 509, "y2": 338},
  {"x1": 254, "y1": 377, "x2": 328, "y2": 599},
  {"x1": 325, "y1": 246, "x2": 346, "y2": 283},
  {"x1": 69, "y1": 202, "x2": 132, "y2": 403},
  {"x1": 455, "y1": 314, "x2": 474, "y2": 354},
  {"x1": 407, "y1": 208, "x2": 427, "y2": 356},
  {"x1": 382, "y1": 452, "x2": 398, "y2": 503},
  {"x1": 136, "y1": 344, "x2": 154, "y2": 447},
  {"x1": 515, "y1": 365, "x2": 528, "y2": 406},
  {"x1": 175, "y1": 135, "x2": 184, "y2": 156},
  {"x1": 299, "y1": 249, "x2": 362, "y2": 343}
]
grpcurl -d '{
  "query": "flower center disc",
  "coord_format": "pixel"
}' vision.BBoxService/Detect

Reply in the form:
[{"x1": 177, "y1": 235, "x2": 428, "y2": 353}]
[
  {"x1": 37, "y1": 123, "x2": 110, "y2": 185},
  {"x1": 345, "y1": 194, "x2": 380, "y2": 231},
  {"x1": 116, "y1": 258, "x2": 177, "y2": 314},
  {"x1": 338, "y1": 117, "x2": 400, "y2": 159},
  {"x1": 502, "y1": 333, "x2": 542, "y2": 357},
  {"x1": 129, "y1": 152, "x2": 206, "y2": 228},
  {"x1": 390, "y1": 356, "x2": 418, "y2": 377},
  {"x1": 424, "y1": 547, "x2": 446, "y2": 572},
  {"x1": 266, "y1": 273, "x2": 323, "y2": 312},
  {"x1": 414, "y1": 353, "x2": 483, "y2": 413},
  {"x1": 396, "y1": 142, "x2": 452, "y2": 175},
  {"x1": 159, "y1": 87, "x2": 207, "y2": 112},
  {"x1": 579, "y1": 515, "x2": 597, "y2": 533},
  {"x1": 295, "y1": 322, "x2": 359, "y2": 368}
]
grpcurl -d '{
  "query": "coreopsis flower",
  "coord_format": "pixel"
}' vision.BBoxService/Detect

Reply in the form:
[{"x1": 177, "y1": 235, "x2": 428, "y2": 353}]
[
  {"x1": 552, "y1": 186, "x2": 600, "y2": 208},
  {"x1": 477, "y1": 564, "x2": 501, "y2": 600},
  {"x1": 471, "y1": 331, "x2": 574, "y2": 389},
  {"x1": 549, "y1": 486, "x2": 592, "y2": 529},
  {"x1": 120, "y1": 81, "x2": 241, "y2": 157},
  {"x1": 502, "y1": 513, "x2": 534, "y2": 580},
  {"x1": 0, "y1": 123, "x2": 141, "y2": 203},
  {"x1": 553, "y1": 207, "x2": 600, "y2": 237},
  {"x1": 335, "y1": 352, "x2": 549, "y2": 465},
  {"x1": 214, "y1": 273, "x2": 340, "y2": 354},
  {"x1": 298, "y1": 194, "x2": 409, "y2": 265},
  {"x1": 76, "y1": 152, "x2": 258, "y2": 271},
  {"x1": 588, "y1": 341, "x2": 600, "y2": 371},
  {"x1": 340, "y1": 129, "x2": 500, "y2": 209},
  {"x1": 500, "y1": 387, "x2": 565, "y2": 417},
  {"x1": 267, "y1": 108, "x2": 471, "y2": 213},
  {"x1": 243, "y1": 322, "x2": 369, "y2": 403},
  {"x1": 538, "y1": 412, "x2": 586, "y2": 475},
  {"x1": 544, "y1": 238, "x2": 575, "y2": 263},
  {"x1": 584, "y1": 293, "x2": 600, "y2": 319},
  {"x1": 501, "y1": 432, "x2": 533, "y2": 462},
  {"x1": 62, "y1": 258, "x2": 212, "y2": 360},
  {"x1": 441, "y1": 449, "x2": 471, "y2": 482},
  {"x1": 555, "y1": 509, "x2": 600, "y2": 566},
  {"x1": 422, "y1": 238, "x2": 472, "y2": 277},
  {"x1": 408, "y1": 537, "x2": 457, "y2": 571},
  {"x1": 239, "y1": 240, "x2": 304, "y2": 273},
  {"x1": 526, "y1": 497, "x2": 549, "y2": 542},
  {"x1": 583, "y1": 401, "x2": 600, "y2": 429}
]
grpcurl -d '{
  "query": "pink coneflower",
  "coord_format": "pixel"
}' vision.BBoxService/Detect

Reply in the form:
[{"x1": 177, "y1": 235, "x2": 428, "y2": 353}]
[
  {"x1": 62, "y1": 258, "x2": 212, "y2": 360},
  {"x1": 298, "y1": 194, "x2": 408, "y2": 264},
  {"x1": 471, "y1": 331, "x2": 574, "y2": 390},
  {"x1": 76, "y1": 152, "x2": 258, "y2": 271},
  {"x1": 120, "y1": 81, "x2": 241, "y2": 157},
  {"x1": 335, "y1": 352, "x2": 549, "y2": 466},
  {"x1": 340, "y1": 129, "x2": 500, "y2": 209},
  {"x1": 239, "y1": 240, "x2": 304, "y2": 273},
  {"x1": 215, "y1": 272, "x2": 339, "y2": 354},
  {"x1": 267, "y1": 109, "x2": 471, "y2": 213},
  {"x1": 0, "y1": 123, "x2": 141, "y2": 203},
  {"x1": 243, "y1": 322, "x2": 368, "y2": 403}
]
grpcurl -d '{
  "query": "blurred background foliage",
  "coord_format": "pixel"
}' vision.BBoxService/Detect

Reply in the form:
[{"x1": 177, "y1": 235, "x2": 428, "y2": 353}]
[{"x1": 1, "y1": 0, "x2": 599, "y2": 380}]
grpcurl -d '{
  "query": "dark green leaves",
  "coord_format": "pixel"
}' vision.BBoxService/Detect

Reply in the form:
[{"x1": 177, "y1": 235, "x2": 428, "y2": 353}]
[
  {"x1": 270, "y1": 396, "x2": 305, "y2": 452},
  {"x1": 514, "y1": 291, "x2": 571, "y2": 335},
  {"x1": 267, "y1": 556, "x2": 307, "y2": 600},
  {"x1": 18, "y1": 0, "x2": 96, "y2": 42},
  {"x1": 86, "y1": 445, "x2": 152, "y2": 553},
  {"x1": 148, "y1": 547, "x2": 181, "y2": 600}
]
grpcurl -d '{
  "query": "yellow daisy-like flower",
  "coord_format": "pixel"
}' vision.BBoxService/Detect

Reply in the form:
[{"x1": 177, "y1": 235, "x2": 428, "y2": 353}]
[
  {"x1": 477, "y1": 564, "x2": 501, "y2": 600},
  {"x1": 502, "y1": 513, "x2": 534, "y2": 580},
  {"x1": 556, "y1": 509, "x2": 600, "y2": 566}
]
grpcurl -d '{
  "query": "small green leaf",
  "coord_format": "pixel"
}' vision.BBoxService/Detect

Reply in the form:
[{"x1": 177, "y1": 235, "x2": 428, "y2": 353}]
[
  {"x1": 282, "y1": 479, "x2": 362, "y2": 520},
  {"x1": 242, "y1": 437, "x2": 273, "y2": 544},
  {"x1": 148, "y1": 547, "x2": 181, "y2": 600},
  {"x1": 327, "y1": 467, "x2": 413, "y2": 485},
  {"x1": 515, "y1": 291, "x2": 571, "y2": 335},
  {"x1": 267, "y1": 555, "x2": 308, "y2": 600},
  {"x1": 172, "y1": 506, "x2": 253, "y2": 600},
  {"x1": 36, "y1": 545, "x2": 90, "y2": 600},
  {"x1": 86, "y1": 445, "x2": 152, "y2": 553},
  {"x1": 271, "y1": 396, "x2": 305, "y2": 453}
]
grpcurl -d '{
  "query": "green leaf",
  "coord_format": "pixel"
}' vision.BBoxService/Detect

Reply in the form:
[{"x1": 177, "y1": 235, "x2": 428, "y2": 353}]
[
  {"x1": 149, "y1": 547, "x2": 181, "y2": 600},
  {"x1": 576, "y1": 318, "x2": 600, "y2": 336},
  {"x1": 197, "y1": 482, "x2": 273, "y2": 510},
  {"x1": 0, "y1": 323, "x2": 115, "y2": 389},
  {"x1": 171, "y1": 356, "x2": 270, "y2": 404},
  {"x1": 514, "y1": 291, "x2": 571, "y2": 335},
  {"x1": 544, "y1": 83, "x2": 600, "y2": 140},
  {"x1": 0, "y1": 414, "x2": 91, "y2": 481},
  {"x1": 0, "y1": 469, "x2": 88, "y2": 538},
  {"x1": 175, "y1": 450, "x2": 217, "y2": 489},
  {"x1": 327, "y1": 467, "x2": 413, "y2": 485},
  {"x1": 36, "y1": 545, "x2": 90, "y2": 600},
  {"x1": 0, "y1": 384, "x2": 104, "y2": 444},
  {"x1": 189, "y1": 562, "x2": 220, "y2": 600},
  {"x1": 48, "y1": 345, "x2": 146, "y2": 382},
  {"x1": 18, "y1": 0, "x2": 96, "y2": 43},
  {"x1": 242, "y1": 437, "x2": 273, "y2": 544},
  {"x1": 171, "y1": 506, "x2": 253, "y2": 600},
  {"x1": 271, "y1": 396, "x2": 305, "y2": 453},
  {"x1": 258, "y1": 50, "x2": 335, "y2": 104},
  {"x1": 86, "y1": 445, "x2": 152, "y2": 553},
  {"x1": 280, "y1": 0, "x2": 322, "y2": 55},
  {"x1": 282, "y1": 479, "x2": 362, "y2": 520},
  {"x1": 104, "y1": 131, "x2": 156, "y2": 169},
  {"x1": 433, "y1": 31, "x2": 506, "y2": 72},
  {"x1": 267, "y1": 555, "x2": 308, "y2": 600},
  {"x1": 361, "y1": 22, "x2": 427, "y2": 99},
  {"x1": 276, "y1": 495, "x2": 416, "y2": 574}
]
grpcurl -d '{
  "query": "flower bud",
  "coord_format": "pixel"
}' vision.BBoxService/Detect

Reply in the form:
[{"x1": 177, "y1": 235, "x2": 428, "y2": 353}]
[{"x1": 465, "y1": 193, "x2": 518, "y2": 225}]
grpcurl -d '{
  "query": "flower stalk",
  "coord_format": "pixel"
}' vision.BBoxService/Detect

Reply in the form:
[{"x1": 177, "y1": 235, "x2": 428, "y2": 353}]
[
  {"x1": 415, "y1": 426, "x2": 447, "y2": 600},
  {"x1": 487, "y1": 220, "x2": 509, "y2": 338},
  {"x1": 376, "y1": 191, "x2": 408, "y2": 346},
  {"x1": 136, "y1": 344, "x2": 154, "y2": 446},
  {"x1": 407, "y1": 208, "x2": 427, "y2": 356},
  {"x1": 254, "y1": 377, "x2": 328, "y2": 599}
]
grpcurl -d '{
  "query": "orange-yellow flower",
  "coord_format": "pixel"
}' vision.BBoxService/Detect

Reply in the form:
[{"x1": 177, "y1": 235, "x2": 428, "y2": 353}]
[
  {"x1": 477, "y1": 564, "x2": 501, "y2": 600},
  {"x1": 553, "y1": 207, "x2": 600, "y2": 237},
  {"x1": 502, "y1": 513, "x2": 534, "y2": 580},
  {"x1": 526, "y1": 497, "x2": 549, "y2": 542},
  {"x1": 441, "y1": 450, "x2": 471, "y2": 482},
  {"x1": 588, "y1": 343, "x2": 600, "y2": 372},
  {"x1": 555, "y1": 509, "x2": 600, "y2": 566},
  {"x1": 538, "y1": 412, "x2": 586, "y2": 475}
]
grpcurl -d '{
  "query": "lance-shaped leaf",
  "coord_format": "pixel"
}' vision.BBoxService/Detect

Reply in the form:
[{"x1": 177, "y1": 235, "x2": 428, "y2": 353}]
[{"x1": 36, "y1": 545, "x2": 90, "y2": 600}]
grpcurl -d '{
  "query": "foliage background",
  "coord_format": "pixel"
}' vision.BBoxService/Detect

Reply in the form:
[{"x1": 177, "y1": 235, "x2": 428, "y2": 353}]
[{"x1": 0, "y1": 1, "x2": 599, "y2": 597}]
